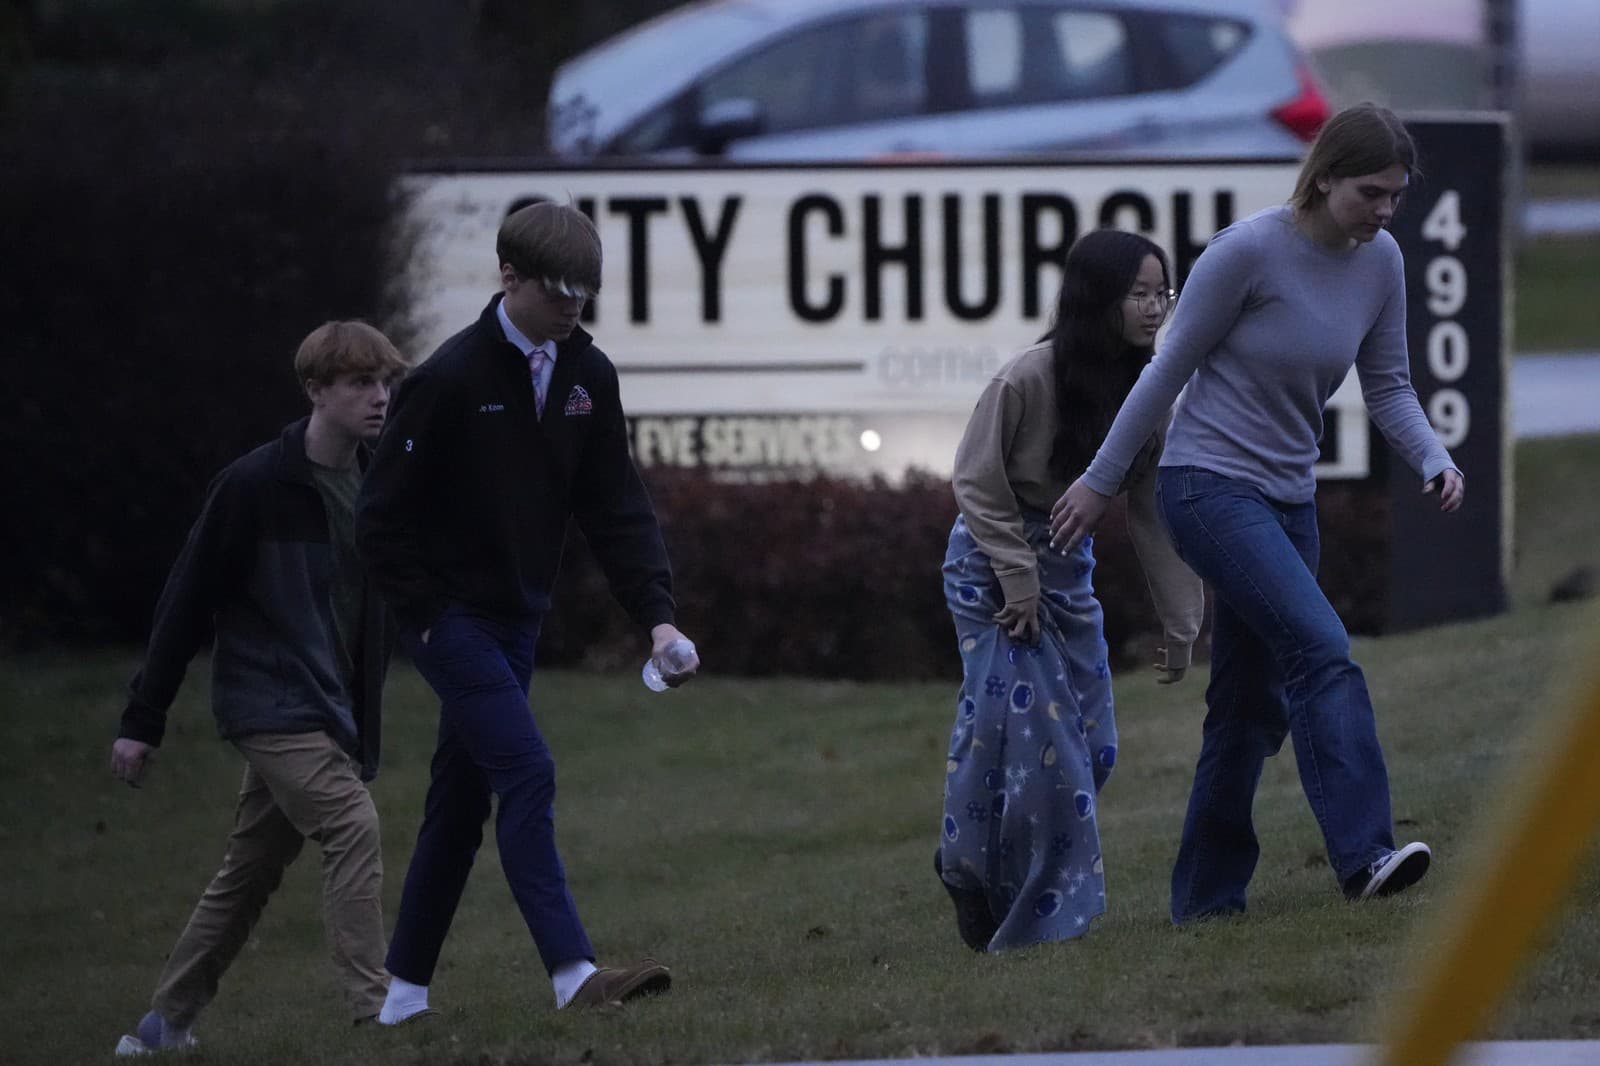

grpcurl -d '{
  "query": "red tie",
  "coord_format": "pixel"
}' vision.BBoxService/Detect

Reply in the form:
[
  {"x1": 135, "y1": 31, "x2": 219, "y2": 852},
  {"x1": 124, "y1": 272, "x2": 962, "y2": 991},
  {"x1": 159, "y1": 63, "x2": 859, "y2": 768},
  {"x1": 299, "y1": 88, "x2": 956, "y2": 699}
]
[{"x1": 527, "y1": 346, "x2": 548, "y2": 417}]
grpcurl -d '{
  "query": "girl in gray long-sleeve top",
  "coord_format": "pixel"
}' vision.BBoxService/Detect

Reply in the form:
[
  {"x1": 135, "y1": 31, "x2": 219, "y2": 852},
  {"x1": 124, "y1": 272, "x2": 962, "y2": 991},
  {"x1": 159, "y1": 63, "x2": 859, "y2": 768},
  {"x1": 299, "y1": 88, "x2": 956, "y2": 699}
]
[{"x1": 1051, "y1": 104, "x2": 1465, "y2": 922}]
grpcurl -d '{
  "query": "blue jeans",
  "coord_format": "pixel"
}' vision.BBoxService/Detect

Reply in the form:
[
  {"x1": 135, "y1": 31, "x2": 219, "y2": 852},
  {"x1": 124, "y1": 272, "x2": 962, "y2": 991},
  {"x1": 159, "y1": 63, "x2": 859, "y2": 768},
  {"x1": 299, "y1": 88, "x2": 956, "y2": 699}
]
[
  {"x1": 385, "y1": 606, "x2": 593, "y2": 983},
  {"x1": 1156, "y1": 467, "x2": 1396, "y2": 922}
]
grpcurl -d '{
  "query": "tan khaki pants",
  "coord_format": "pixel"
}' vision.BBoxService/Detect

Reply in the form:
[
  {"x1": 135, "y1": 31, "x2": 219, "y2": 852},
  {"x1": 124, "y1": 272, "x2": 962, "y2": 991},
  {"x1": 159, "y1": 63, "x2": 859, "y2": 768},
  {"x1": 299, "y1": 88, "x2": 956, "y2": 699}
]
[{"x1": 151, "y1": 730, "x2": 388, "y2": 1025}]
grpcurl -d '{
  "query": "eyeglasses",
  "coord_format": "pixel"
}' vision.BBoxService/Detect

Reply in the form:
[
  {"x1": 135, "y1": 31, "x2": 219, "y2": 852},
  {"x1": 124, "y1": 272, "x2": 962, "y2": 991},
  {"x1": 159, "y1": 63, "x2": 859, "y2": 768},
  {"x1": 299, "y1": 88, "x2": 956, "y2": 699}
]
[
  {"x1": 535, "y1": 277, "x2": 595, "y2": 302},
  {"x1": 507, "y1": 270, "x2": 595, "y2": 302},
  {"x1": 1124, "y1": 288, "x2": 1177, "y2": 315}
]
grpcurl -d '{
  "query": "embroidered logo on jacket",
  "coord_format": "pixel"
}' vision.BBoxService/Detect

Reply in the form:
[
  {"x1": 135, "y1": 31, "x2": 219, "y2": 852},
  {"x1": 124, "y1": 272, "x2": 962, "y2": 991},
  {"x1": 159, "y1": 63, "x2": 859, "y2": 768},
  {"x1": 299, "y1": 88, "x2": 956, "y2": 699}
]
[
  {"x1": 563, "y1": 386, "x2": 593, "y2": 416},
  {"x1": 477, "y1": 403, "x2": 506, "y2": 413}
]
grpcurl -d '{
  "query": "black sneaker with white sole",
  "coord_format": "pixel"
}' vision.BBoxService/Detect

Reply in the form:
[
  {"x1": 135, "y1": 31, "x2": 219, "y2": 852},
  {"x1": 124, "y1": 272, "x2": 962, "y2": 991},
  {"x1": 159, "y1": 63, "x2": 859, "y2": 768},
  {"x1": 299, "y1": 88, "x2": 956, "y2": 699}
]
[
  {"x1": 1346, "y1": 841, "x2": 1432, "y2": 901},
  {"x1": 934, "y1": 850, "x2": 999, "y2": 951}
]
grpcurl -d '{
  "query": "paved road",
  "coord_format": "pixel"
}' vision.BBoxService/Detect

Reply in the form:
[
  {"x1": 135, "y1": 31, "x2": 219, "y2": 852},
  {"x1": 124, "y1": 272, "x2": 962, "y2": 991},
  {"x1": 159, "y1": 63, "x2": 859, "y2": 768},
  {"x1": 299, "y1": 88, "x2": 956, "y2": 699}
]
[
  {"x1": 764, "y1": 1041, "x2": 1600, "y2": 1066},
  {"x1": 1513, "y1": 352, "x2": 1600, "y2": 438},
  {"x1": 1525, "y1": 199, "x2": 1600, "y2": 237}
]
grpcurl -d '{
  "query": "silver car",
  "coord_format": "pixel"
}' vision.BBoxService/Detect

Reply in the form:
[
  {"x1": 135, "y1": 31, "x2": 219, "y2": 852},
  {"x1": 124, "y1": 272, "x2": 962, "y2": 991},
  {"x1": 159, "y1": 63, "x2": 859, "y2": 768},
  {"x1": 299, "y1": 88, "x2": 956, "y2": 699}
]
[
  {"x1": 1285, "y1": 0, "x2": 1600, "y2": 160},
  {"x1": 548, "y1": 0, "x2": 1329, "y2": 161}
]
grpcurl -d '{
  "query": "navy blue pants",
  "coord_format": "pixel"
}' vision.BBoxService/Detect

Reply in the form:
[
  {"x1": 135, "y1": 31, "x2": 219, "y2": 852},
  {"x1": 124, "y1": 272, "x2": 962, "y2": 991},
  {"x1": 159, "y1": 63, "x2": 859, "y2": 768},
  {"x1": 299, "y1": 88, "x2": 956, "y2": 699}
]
[
  {"x1": 1157, "y1": 467, "x2": 1397, "y2": 923},
  {"x1": 385, "y1": 607, "x2": 594, "y2": 984}
]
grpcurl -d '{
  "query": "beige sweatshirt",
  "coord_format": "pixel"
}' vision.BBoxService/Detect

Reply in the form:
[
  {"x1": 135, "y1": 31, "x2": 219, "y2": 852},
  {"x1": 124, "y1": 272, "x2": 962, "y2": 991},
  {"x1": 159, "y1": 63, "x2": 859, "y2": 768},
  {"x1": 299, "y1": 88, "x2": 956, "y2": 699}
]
[{"x1": 952, "y1": 341, "x2": 1204, "y2": 671}]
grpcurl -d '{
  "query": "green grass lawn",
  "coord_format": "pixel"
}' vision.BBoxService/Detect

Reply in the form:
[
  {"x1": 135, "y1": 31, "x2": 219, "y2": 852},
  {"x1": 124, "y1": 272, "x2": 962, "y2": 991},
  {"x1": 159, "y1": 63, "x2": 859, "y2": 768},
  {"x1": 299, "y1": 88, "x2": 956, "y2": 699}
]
[
  {"x1": 1524, "y1": 166, "x2": 1599, "y2": 202},
  {"x1": 1510, "y1": 434, "x2": 1600, "y2": 609},
  {"x1": 4, "y1": 439, "x2": 1599, "y2": 1066},
  {"x1": 1516, "y1": 237, "x2": 1600, "y2": 353}
]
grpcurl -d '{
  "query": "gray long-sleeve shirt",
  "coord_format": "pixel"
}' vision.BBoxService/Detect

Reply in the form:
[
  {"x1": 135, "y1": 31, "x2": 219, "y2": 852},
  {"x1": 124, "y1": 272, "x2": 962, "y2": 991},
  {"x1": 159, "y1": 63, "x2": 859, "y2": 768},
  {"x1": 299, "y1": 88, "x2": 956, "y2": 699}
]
[{"x1": 1083, "y1": 205, "x2": 1457, "y2": 503}]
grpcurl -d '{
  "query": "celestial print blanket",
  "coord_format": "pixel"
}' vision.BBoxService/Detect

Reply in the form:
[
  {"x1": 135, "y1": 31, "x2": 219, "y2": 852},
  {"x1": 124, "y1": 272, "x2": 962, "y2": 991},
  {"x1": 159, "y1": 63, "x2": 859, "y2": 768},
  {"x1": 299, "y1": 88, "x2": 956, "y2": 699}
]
[{"x1": 938, "y1": 514, "x2": 1118, "y2": 951}]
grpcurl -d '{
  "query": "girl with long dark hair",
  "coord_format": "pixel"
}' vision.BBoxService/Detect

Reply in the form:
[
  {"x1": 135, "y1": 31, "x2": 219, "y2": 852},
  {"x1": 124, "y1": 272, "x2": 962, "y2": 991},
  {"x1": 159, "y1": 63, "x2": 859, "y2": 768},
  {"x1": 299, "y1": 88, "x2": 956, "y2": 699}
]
[{"x1": 936, "y1": 228, "x2": 1203, "y2": 951}]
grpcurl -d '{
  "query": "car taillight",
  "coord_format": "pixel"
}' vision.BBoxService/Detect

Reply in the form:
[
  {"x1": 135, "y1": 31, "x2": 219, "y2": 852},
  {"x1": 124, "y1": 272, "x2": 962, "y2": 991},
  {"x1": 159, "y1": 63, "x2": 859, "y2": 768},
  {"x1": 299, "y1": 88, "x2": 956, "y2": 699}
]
[{"x1": 1271, "y1": 64, "x2": 1330, "y2": 142}]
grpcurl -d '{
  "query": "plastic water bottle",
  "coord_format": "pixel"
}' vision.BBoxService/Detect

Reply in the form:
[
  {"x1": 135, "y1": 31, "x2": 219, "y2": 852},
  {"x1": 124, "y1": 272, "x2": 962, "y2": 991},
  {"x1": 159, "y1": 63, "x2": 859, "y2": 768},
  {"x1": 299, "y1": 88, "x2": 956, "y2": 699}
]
[{"x1": 642, "y1": 638, "x2": 697, "y2": 692}]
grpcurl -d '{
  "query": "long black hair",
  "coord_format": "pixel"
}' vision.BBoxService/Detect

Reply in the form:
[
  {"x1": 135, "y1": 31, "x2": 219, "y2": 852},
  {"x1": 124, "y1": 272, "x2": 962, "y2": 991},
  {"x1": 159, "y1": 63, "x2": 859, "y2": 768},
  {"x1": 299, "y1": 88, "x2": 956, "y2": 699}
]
[{"x1": 1044, "y1": 228, "x2": 1171, "y2": 481}]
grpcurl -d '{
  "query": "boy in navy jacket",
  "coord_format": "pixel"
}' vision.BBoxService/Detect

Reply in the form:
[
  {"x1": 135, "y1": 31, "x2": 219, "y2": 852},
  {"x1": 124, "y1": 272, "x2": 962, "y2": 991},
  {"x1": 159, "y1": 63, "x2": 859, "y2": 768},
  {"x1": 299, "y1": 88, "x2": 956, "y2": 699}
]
[{"x1": 358, "y1": 202, "x2": 699, "y2": 1020}]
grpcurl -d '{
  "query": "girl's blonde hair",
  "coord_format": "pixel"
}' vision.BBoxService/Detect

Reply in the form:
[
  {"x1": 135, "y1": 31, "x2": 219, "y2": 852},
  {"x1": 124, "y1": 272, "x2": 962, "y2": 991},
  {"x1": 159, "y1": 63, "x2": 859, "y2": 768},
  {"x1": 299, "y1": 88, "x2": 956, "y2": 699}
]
[{"x1": 1292, "y1": 103, "x2": 1418, "y2": 213}]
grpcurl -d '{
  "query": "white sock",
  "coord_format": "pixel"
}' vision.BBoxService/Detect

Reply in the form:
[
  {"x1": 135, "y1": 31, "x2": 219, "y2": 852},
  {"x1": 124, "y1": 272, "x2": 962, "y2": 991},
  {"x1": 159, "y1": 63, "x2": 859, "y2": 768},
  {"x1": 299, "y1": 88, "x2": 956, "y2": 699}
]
[
  {"x1": 378, "y1": 977, "x2": 430, "y2": 1024},
  {"x1": 552, "y1": 959, "x2": 598, "y2": 1008}
]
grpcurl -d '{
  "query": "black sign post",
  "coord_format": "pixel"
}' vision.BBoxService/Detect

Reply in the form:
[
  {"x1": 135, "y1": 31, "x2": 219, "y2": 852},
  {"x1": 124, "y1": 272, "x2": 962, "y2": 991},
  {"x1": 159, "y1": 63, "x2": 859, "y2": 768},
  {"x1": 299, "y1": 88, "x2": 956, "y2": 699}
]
[{"x1": 1385, "y1": 114, "x2": 1511, "y2": 629}]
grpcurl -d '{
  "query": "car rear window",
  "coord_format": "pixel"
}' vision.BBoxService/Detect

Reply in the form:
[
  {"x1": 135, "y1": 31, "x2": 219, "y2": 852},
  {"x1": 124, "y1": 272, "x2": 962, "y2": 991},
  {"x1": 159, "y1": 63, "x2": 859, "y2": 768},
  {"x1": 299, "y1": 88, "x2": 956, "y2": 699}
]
[
  {"x1": 1154, "y1": 13, "x2": 1251, "y2": 88},
  {"x1": 700, "y1": 21, "x2": 853, "y2": 134},
  {"x1": 612, "y1": 12, "x2": 932, "y2": 153},
  {"x1": 699, "y1": 13, "x2": 930, "y2": 133},
  {"x1": 964, "y1": 6, "x2": 1135, "y2": 106}
]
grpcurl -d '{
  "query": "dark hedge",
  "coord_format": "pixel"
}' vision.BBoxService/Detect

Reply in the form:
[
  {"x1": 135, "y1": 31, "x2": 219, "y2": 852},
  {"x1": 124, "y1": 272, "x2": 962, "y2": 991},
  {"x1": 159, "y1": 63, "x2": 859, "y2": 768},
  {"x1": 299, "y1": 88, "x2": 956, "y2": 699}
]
[{"x1": 536, "y1": 472, "x2": 1391, "y2": 680}]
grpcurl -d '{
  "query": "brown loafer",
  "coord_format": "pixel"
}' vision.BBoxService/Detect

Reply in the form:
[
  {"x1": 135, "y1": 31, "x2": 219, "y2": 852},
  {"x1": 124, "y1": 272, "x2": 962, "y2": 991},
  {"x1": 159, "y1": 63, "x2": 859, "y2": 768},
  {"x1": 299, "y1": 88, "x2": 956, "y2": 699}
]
[{"x1": 562, "y1": 958, "x2": 672, "y2": 1010}]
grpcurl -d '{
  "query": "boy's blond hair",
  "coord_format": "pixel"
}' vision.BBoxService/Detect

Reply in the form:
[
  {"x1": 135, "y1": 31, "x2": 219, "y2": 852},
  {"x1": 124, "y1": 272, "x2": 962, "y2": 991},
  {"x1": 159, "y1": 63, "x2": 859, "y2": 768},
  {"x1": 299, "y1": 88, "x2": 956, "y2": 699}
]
[
  {"x1": 496, "y1": 202, "x2": 603, "y2": 295},
  {"x1": 294, "y1": 320, "x2": 409, "y2": 388}
]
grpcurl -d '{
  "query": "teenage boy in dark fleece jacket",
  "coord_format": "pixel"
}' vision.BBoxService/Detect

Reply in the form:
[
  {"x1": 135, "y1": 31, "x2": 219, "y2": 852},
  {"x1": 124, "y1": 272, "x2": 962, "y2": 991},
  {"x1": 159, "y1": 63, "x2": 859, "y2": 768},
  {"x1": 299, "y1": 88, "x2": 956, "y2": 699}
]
[
  {"x1": 110, "y1": 321, "x2": 410, "y2": 1055},
  {"x1": 356, "y1": 201, "x2": 699, "y2": 1023}
]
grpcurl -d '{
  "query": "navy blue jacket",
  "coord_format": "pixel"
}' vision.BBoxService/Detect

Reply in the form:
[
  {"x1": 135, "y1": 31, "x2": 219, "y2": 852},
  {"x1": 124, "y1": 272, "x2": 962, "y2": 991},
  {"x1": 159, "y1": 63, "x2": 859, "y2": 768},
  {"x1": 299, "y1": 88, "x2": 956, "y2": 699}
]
[
  {"x1": 355, "y1": 296, "x2": 674, "y2": 636},
  {"x1": 118, "y1": 419, "x2": 388, "y2": 780}
]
